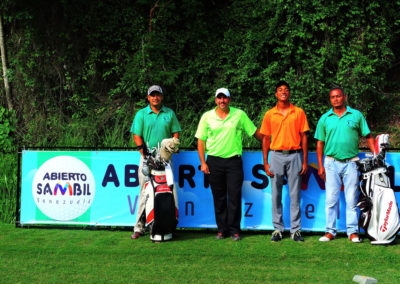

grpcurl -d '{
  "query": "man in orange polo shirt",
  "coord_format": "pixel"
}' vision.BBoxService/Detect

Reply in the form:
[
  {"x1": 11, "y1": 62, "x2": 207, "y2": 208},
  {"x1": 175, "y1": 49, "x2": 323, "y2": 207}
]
[{"x1": 261, "y1": 80, "x2": 309, "y2": 242}]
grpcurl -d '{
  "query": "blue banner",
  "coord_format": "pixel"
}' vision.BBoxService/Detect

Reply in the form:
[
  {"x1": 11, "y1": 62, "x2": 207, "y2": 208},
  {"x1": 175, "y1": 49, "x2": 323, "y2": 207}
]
[{"x1": 20, "y1": 150, "x2": 400, "y2": 232}]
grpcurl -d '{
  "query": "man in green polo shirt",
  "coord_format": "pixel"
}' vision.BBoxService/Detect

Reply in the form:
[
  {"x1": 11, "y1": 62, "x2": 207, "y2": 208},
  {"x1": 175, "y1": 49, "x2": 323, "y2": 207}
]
[
  {"x1": 196, "y1": 87, "x2": 262, "y2": 241},
  {"x1": 130, "y1": 85, "x2": 181, "y2": 239},
  {"x1": 315, "y1": 86, "x2": 375, "y2": 243}
]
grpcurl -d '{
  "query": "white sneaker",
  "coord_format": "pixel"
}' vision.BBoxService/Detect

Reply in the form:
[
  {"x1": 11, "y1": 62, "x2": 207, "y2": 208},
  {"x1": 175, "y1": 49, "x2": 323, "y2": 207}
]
[
  {"x1": 349, "y1": 233, "x2": 362, "y2": 243},
  {"x1": 319, "y1": 232, "x2": 335, "y2": 242}
]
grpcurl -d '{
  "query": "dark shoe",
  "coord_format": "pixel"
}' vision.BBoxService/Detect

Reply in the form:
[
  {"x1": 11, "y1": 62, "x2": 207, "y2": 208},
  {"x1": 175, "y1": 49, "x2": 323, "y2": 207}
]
[
  {"x1": 216, "y1": 232, "x2": 225, "y2": 240},
  {"x1": 319, "y1": 232, "x2": 335, "y2": 242},
  {"x1": 271, "y1": 230, "x2": 283, "y2": 242},
  {"x1": 131, "y1": 232, "x2": 143, "y2": 239},
  {"x1": 291, "y1": 230, "x2": 304, "y2": 242},
  {"x1": 231, "y1": 233, "x2": 241, "y2": 241}
]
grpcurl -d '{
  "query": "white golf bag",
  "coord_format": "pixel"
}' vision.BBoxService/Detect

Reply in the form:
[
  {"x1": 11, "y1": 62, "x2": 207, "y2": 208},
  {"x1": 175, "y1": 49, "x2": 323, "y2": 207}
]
[
  {"x1": 357, "y1": 134, "x2": 400, "y2": 244},
  {"x1": 142, "y1": 139, "x2": 179, "y2": 242}
]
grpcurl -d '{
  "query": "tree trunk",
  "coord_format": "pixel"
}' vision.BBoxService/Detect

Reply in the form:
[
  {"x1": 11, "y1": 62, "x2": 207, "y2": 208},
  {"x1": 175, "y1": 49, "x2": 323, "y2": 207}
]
[{"x1": 0, "y1": 14, "x2": 13, "y2": 110}]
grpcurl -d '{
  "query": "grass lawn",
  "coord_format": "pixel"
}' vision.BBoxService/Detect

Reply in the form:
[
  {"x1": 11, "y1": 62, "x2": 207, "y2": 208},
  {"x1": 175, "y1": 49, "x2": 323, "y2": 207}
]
[{"x1": 0, "y1": 224, "x2": 399, "y2": 283}]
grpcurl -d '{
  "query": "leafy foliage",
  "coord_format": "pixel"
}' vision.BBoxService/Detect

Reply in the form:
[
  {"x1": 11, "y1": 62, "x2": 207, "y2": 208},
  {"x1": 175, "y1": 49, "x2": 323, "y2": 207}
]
[
  {"x1": 0, "y1": 107, "x2": 16, "y2": 152},
  {"x1": 0, "y1": 0, "x2": 399, "y2": 150}
]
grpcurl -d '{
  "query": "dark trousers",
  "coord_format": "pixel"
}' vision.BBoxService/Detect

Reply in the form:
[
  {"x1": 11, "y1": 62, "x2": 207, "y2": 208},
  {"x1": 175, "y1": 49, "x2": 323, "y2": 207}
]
[{"x1": 207, "y1": 155, "x2": 244, "y2": 235}]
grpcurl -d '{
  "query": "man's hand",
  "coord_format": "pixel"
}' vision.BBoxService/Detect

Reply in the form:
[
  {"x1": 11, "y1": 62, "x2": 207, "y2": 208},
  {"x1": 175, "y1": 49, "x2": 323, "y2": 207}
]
[
  {"x1": 299, "y1": 162, "x2": 308, "y2": 175},
  {"x1": 318, "y1": 166, "x2": 326, "y2": 182},
  {"x1": 200, "y1": 162, "x2": 210, "y2": 174},
  {"x1": 264, "y1": 163, "x2": 274, "y2": 177}
]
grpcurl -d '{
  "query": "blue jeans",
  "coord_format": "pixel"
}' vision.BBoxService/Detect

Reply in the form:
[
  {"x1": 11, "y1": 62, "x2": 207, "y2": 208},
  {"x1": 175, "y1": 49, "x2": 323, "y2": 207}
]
[{"x1": 324, "y1": 157, "x2": 359, "y2": 236}]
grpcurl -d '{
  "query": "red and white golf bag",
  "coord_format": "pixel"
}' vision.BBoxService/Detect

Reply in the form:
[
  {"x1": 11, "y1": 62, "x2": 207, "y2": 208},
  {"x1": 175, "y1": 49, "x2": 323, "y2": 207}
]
[
  {"x1": 357, "y1": 134, "x2": 400, "y2": 244},
  {"x1": 142, "y1": 140, "x2": 179, "y2": 242}
]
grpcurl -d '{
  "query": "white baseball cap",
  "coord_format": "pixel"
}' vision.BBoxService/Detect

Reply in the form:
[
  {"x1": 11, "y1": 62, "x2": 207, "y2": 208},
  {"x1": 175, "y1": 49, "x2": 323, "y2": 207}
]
[
  {"x1": 147, "y1": 85, "x2": 163, "y2": 95},
  {"x1": 215, "y1": 88, "x2": 230, "y2": 97}
]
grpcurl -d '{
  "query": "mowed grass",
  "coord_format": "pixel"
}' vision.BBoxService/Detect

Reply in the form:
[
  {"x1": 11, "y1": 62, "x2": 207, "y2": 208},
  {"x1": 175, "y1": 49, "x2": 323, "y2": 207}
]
[{"x1": 0, "y1": 224, "x2": 399, "y2": 283}]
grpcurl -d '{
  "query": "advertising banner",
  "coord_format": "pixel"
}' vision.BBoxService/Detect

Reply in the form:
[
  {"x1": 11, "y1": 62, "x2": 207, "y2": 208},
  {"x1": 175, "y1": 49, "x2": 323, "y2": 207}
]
[{"x1": 20, "y1": 150, "x2": 400, "y2": 232}]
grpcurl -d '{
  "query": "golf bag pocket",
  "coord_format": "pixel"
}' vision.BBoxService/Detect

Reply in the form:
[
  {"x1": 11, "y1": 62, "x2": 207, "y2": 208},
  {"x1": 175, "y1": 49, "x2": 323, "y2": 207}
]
[
  {"x1": 369, "y1": 186, "x2": 400, "y2": 244},
  {"x1": 358, "y1": 169, "x2": 400, "y2": 244},
  {"x1": 145, "y1": 170, "x2": 178, "y2": 241},
  {"x1": 152, "y1": 185, "x2": 177, "y2": 234},
  {"x1": 154, "y1": 175, "x2": 167, "y2": 184}
]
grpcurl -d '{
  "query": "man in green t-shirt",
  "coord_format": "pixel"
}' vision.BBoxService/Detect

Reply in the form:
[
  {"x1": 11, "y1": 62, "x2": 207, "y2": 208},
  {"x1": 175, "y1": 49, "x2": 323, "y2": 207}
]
[
  {"x1": 130, "y1": 85, "x2": 181, "y2": 239},
  {"x1": 195, "y1": 88, "x2": 262, "y2": 241},
  {"x1": 314, "y1": 86, "x2": 375, "y2": 243}
]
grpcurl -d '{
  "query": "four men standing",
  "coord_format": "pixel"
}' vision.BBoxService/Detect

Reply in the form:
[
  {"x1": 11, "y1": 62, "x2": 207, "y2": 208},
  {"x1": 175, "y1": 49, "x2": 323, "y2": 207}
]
[{"x1": 132, "y1": 83, "x2": 375, "y2": 242}]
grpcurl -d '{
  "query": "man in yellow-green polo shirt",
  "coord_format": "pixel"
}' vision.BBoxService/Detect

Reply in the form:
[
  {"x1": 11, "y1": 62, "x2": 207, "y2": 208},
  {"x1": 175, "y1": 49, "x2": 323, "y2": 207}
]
[
  {"x1": 196, "y1": 88, "x2": 262, "y2": 241},
  {"x1": 130, "y1": 85, "x2": 181, "y2": 239},
  {"x1": 315, "y1": 86, "x2": 375, "y2": 243}
]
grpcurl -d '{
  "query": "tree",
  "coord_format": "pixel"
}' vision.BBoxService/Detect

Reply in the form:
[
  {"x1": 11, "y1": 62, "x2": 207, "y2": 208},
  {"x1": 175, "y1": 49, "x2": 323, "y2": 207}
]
[{"x1": 0, "y1": 14, "x2": 12, "y2": 110}]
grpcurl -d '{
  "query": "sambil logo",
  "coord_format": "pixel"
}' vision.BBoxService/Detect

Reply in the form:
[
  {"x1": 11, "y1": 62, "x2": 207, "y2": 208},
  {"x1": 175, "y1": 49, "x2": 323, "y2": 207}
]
[
  {"x1": 380, "y1": 201, "x2": 393, "y2": 232},
  {"x1": 32, "y1": 156, "x2": 95, "y2": 221}
]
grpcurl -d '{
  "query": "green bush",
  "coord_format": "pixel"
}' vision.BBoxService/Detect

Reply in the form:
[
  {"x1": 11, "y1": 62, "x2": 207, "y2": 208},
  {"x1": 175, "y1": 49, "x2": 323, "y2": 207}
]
[
  {"x1": 0, "y1": 107, "x2": 16, "y2": 152},
  {"x1": 0, "y1": 153, "x2": 17, "y2": 223}
]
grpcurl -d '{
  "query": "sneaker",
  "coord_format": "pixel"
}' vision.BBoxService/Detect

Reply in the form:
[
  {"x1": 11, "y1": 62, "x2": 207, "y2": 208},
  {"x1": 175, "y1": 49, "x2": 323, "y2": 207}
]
[
  {"x1": 216, "y1": 232, "x2": 225, "y2": 240},
  {"x1": 271, "y1": 230, "x2": 283, "y2": 242},
  {"x1": 231, "y1": 233, "x2": 241, "y2": 241},
  {"x1": 349, "y1": 233, "x2": 362, "y2": 243},
  {"x1": 319, "y1": 232, "x2": 335, "y2": 242},
  {"x1": 291, "y1": 230, "x2": 304, "y2": 242}
]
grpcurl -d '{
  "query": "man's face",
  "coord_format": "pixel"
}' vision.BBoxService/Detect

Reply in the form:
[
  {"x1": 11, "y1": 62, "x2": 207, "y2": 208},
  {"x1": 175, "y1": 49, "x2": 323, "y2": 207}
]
[
  {"x1": 329, "y1": 89, "x2": 346, "y2": 108},
  {"x1": 215, "y1": 94, "x2": 230, "y2": 111},
  {"x1": 275, "y1": 85, "x2": 290, "y2": 102},
  {"x1": 147, "y1": 92, "x2": 163, "y2": 108}
]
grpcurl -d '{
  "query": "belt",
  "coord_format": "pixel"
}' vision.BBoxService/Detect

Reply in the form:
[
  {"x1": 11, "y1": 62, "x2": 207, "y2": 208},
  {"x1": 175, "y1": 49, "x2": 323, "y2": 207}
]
[
  {"x1": 208, "y1": 155, "x2": 241, "y2": 160},
  {"x1": 326, "y1": 156, "x2": 359, "y2": 163},
  {"x1": 272, "y1": 149, "x2": 302, "y2": 154}
]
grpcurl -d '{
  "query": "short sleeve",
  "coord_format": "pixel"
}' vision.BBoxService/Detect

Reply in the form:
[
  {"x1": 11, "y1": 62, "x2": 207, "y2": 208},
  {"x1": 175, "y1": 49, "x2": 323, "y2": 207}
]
[
  {"x1": 195, "y1": 113, "x2": 209, "y2": 141},
  {"x1": 359, "y1": 113, "x2": 371, "y2": 137},
  {"x1": 260, "y1": 111, "x2": 271, "y2": 136},
  {"x1": 131, "y1": 110, "x2": 144, "y2": 136},
  {"x1": 314, "y1": 116, "x2": 326, "y2": 141},
  {"x1": 298, "y1": 108, "x2": 310, "y2": 133},
  {"x1": 240, "y1": 111, "x2": 257, "y2": 137},
  {"x1": 170, "y1": 111, "x2": 182, "y2": 133}
]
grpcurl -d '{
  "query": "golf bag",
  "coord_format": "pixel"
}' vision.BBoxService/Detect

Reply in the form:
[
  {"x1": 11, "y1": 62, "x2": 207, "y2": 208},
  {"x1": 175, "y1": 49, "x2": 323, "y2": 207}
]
[
  {"x1": 357, "y1": 134, "x2": 400, "y2": 244},
  {"x1": 142, "y1": 142, "x2": 179, "y2": 242}
]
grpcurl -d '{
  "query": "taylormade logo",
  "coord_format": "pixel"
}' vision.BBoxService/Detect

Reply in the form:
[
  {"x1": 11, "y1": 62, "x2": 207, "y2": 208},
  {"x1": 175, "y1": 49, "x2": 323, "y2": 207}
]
[
  {"x1": 32, "y1": 156, "x2": 96, "y2": 221},
  {"x1": 380, "y1": 201, "x2": 393, "y2": 233}
]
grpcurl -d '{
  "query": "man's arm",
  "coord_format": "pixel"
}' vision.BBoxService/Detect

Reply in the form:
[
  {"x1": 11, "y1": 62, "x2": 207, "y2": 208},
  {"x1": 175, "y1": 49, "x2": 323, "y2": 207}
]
[
  {"x1": 316, "y1": 140, "x2": 325, "y2": 182},
  {"x1": 365, "y1": 133, "x2": 375, "y2": 154},
  {"x1": 253, "y1": 129, "x2": 263, "y2": 142},
  {"x1": 300, "y1": 131, "x2": 308, "y2": 175},
  {"x1": 133, "y1": 134, "x2": 145, "y2": 157},
  {"x1": 197, "y1": 139, "x2": 210, "y2": 174},
  {"x1": 262, "y1": 135, "x2": 274, "y2": 177}
]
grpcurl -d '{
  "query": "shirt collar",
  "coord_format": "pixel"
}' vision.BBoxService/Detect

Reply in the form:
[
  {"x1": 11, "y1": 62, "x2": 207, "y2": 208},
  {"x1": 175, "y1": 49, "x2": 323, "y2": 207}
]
[
  {"x1": 213, "y1": 106, "x2": 233, "y2": 119},
  {"x1": 146, "y1": 104, "x2": 165, "y2": 114},
  {"x1": 327, "y1": 105, "x2": 353, "y2": 116},
  {"x1": 271, "y1": 103, "x2": 295, "y2": 114}
]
